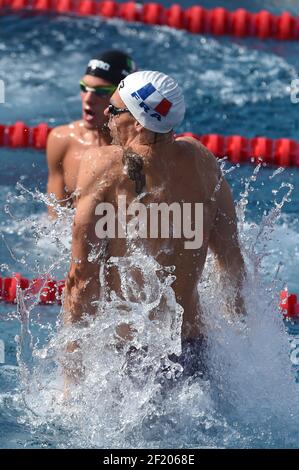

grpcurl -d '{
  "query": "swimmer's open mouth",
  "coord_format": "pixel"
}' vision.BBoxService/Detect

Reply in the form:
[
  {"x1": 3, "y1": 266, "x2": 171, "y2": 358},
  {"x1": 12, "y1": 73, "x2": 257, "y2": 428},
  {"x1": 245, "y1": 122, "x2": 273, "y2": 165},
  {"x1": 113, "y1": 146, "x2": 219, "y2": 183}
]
[{"x1": 84, "y1": 108, "x2": 95, "y2": 117}]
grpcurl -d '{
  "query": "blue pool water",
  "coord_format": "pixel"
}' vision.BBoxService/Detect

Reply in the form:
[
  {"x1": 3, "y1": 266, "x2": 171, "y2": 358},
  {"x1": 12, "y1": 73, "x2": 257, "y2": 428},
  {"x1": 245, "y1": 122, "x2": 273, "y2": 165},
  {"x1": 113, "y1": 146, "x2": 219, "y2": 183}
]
[{"x1": 0, "y1": 0, "x2": 299, "y2": 449}]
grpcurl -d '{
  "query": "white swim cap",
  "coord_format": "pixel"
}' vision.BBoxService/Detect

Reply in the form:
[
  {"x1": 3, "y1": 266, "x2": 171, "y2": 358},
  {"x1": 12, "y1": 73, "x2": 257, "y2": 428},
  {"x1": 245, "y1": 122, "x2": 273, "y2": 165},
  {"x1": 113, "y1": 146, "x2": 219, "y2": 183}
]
[{"x1": 118, "y1": 70, "x2": 185, "y2": 133}]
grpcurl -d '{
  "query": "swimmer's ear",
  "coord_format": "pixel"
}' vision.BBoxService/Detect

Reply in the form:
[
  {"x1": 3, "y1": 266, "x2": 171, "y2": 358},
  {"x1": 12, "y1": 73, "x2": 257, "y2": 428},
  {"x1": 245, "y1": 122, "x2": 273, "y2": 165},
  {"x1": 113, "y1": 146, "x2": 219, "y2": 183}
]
[{"x1": 134, "y1": 120, "x2": 143, "y2": 133}]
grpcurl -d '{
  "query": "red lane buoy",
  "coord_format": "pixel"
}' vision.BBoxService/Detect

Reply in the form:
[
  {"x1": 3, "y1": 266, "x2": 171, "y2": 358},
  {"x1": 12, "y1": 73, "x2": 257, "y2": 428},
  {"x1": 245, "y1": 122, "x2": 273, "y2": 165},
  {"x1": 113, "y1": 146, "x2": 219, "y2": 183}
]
[
  {"x1": 185, "y1": 6, "x2": 206, "y2": 34},
  {"x1": 2, "y1": 274, "x2": 29, "y2": 303},
  {"x1": 10, "y1": 0, "x2": 28, "y2": 11},
  {"x1": 119, "y1": 1, "x2": 141, "y2": 22},
  {"x1": 254, "y1": 10, "x2": 275, "y2": 39},
  {"x1": 225, "y1": 135, "x2": 249, "y2": 163},
  {"x1": 39, "y1": 279, "x2": 57, "y2": 304},
  {"x1": 0, "y1": 124, "x2": 5, "y2": 146},
  {"x1": 32, "y1": 123, "x2": 51, "y2": 149},
  {"x1": 32, "y1": 0, "x2": 53, "y2": 12},
  {"x1": 274, "y1": 138, "x2": 298, "y2": 167},
  {"x1": 210, "y1": 7, "x2": 231, "y2": 36},
  {"x1": 29, "y1": 278, "x2": 57, "y2": 303},
  {"x1": 280, "y1": 291, "x2": 299, "y2": 318},
  {"x1": 231, "y1": 8, "x2": 250, "y2": 38},
  {"x1": 276, "y1": 11, "x2": 296, "y2": 40},
  {"x1": 165, "y1": 4, "x2": 185, "y2": 30},
  {"x1": 250, "y1": 136, "x2": 274, "y2": 164},
  {"x1": 200, "y1": 134, "x2": 225, "y2": 157},
  {"x1": 55, "y1": 0, "x2": 74, "y2": 14},
  {"x1": 9, "y1": 121, "x2": 30, "y2": 148},
  {"x1": 76, "y1": 0, "x2": 97, "y2": 16},
  {"x1": 142, "y1": 2, "x2": 165, "y2": 26},
  {"x1": 98, "y1": 0, "x2": 118, "y2": 18}
]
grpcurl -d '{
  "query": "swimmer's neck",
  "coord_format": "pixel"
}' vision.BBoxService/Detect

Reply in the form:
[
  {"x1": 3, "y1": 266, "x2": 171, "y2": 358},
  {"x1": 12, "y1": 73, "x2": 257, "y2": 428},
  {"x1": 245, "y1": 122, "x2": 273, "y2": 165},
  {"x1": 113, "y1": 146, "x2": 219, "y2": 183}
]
[
  {"x1": 122, "y1": 130, "x2": 175, "y2": 152},
  {"x1": 79, "y1": 120, "x2": 111, "y2": 145}
]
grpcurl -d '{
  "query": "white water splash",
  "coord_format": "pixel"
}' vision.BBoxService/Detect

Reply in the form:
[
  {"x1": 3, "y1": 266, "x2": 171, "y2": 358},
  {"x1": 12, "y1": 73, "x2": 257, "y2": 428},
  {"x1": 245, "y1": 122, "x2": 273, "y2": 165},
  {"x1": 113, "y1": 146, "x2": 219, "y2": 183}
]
[{"x1": 1, "y1": 166, "x2": 298, "y2": 449}]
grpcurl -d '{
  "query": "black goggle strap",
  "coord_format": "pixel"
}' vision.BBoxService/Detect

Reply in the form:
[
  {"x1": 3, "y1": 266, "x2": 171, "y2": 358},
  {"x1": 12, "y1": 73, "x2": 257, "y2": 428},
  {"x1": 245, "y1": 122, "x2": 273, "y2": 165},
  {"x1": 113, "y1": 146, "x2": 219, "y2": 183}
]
[{"x1": 108, "y1": 104, "x2": 130, "y2": 115}]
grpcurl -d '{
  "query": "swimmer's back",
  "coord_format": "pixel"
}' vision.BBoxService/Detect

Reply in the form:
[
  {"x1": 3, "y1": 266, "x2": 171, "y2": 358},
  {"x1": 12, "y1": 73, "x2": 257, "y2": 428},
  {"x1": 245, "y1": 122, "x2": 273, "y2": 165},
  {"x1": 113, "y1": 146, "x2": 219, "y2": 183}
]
[{"x1": 78, "y1": 135, "x2": 220, "y2": 204}]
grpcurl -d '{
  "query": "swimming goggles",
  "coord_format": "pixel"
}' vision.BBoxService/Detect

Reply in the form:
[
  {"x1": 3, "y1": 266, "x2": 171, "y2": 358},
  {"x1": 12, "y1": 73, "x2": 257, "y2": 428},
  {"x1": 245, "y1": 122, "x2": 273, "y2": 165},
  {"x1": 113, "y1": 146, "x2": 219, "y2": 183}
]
[
  {"x1": 108, "y1": 103, "x2": 130, "y2": 116},
  {"x1": 80, "y1": 80, "x2": 117, "y2": 97}
]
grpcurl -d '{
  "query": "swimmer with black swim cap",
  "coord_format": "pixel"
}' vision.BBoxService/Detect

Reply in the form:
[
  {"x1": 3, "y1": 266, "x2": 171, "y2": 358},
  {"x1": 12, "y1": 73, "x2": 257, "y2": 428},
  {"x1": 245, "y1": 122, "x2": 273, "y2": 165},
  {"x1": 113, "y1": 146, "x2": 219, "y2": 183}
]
[{"x1": 46, "y1": 50, "x2": 137, "y2": 217}]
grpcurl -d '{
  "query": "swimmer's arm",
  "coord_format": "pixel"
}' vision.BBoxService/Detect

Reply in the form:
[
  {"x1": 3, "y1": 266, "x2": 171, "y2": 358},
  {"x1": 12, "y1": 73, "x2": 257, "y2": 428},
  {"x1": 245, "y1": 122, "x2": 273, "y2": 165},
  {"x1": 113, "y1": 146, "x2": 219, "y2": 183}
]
[
  {"x1": 64, "y1": 193, "x2": 104, "y2": 324},
  {"x1": 63, "y1": 151, "x2": 108, "y2": 386},
  {"x1": 46, "y1": 128, "x2": 68, "y2": 218},
  {"x1": 64, "y1": 147, "x2": 115, "y2": 324},
  {"x1": 208, "y1": 178, "x2": 246, "y2": 316},
  {"x1": 64, "y1": 162, "x2": 107, "y2": 325}
]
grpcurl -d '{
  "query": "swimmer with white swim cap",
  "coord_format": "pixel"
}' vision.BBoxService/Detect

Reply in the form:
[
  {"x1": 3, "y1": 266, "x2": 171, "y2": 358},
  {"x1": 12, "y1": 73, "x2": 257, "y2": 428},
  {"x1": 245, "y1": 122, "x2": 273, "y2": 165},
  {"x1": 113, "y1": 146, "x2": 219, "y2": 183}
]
[
  {"x1": 63, "y1": 71, "x2": 246, "y2": 384},
  {"x1": 46, "y1": 50, "x2": 137, "y2": 217}
]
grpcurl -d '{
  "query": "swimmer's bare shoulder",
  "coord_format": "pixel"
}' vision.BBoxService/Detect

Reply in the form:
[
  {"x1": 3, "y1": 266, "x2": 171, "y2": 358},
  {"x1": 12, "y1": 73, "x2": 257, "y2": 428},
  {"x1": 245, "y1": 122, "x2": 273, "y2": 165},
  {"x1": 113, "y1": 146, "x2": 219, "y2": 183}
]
[
  {"x1": 47, "y1": 119, "x2": 83, "y2": 149},
  {"x1": 76, "y1": 144, "x2": 123, "y2": 199},
  {"x1": 176, "y1": 136, "x2": 218, "y2": 166},
  {"x1": 48, "y1": 122, "x2": 75, "y2": 143},
  {"x1": 175, "y1": 135, "x2": 220, "y2": 186},
  {"x1": 47, "y1": 120, "x2": 91, "y2": 169},
  {"x1": 46, "y1": 123, "x2": 74, "y2": 165}
]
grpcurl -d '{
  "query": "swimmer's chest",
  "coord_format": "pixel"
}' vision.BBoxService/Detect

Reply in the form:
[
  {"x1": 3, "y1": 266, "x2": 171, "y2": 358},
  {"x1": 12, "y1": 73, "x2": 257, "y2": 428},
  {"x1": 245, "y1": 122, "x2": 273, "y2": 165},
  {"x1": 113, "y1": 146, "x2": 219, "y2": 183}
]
[{"x1": 62, "y1": 140, "x2": 88, "y2": 193}]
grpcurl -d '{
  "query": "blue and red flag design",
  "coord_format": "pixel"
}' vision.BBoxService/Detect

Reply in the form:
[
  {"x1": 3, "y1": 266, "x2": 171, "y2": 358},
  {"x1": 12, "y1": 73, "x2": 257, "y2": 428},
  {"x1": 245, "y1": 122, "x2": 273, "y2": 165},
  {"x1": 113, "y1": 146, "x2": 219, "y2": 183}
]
[{"x1": 132, "y1": 82, "x2": 172, "y2": 117}]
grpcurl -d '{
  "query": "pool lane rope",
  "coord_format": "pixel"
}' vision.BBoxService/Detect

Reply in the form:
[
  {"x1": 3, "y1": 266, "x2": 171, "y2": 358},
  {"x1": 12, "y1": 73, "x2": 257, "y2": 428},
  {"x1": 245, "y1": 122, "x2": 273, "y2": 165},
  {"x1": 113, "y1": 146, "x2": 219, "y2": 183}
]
[
  {"x1": 0, "y1": 274, "x2": 65, "y2": 304},
  {"x1": 0, "y1": 274, "x2": 298, "y2": 319},
  {"x1": 1, "y1": 121, "x2": 299, "y2": 167},
  {"x1": 1, "y1": 0, "x2": 299, "y2": 41}
]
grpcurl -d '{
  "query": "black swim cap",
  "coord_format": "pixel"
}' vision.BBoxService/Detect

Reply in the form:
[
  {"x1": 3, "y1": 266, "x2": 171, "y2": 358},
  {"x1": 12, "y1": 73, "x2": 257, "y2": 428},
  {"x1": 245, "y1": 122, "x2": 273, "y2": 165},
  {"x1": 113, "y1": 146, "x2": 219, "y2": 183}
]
[{"x1": 85, "y1": 50, "x2": 137, "y2": 86}]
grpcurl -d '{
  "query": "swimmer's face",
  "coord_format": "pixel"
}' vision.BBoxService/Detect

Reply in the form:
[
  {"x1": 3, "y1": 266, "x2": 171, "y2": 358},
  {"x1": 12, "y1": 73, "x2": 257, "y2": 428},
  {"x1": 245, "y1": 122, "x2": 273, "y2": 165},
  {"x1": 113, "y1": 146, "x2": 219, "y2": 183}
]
[
  {"x1": 104, "y1": 90, "x2": 135, "y2": 145},
  {"x1": 80, "y1": 75, "x2": 115, "y2": 130}
]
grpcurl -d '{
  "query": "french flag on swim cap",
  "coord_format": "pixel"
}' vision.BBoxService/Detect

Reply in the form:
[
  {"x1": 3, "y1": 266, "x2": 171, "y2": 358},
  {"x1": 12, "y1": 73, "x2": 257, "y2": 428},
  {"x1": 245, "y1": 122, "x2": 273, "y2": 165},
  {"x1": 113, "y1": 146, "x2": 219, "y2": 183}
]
[{"x1": 133, "y1": 82, "x2": 173, "y2": 117}]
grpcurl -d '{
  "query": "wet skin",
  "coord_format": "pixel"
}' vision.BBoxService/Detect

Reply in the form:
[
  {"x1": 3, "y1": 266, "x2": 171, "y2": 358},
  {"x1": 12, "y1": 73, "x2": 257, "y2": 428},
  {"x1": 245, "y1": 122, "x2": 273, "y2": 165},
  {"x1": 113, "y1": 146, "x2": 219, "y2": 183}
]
[
  {"x1": 64, "y1": 91, "x2": 245, "y2": 342},
  {"x1": 46, "y1": 75, "x2": 112, "y2": 216}
]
